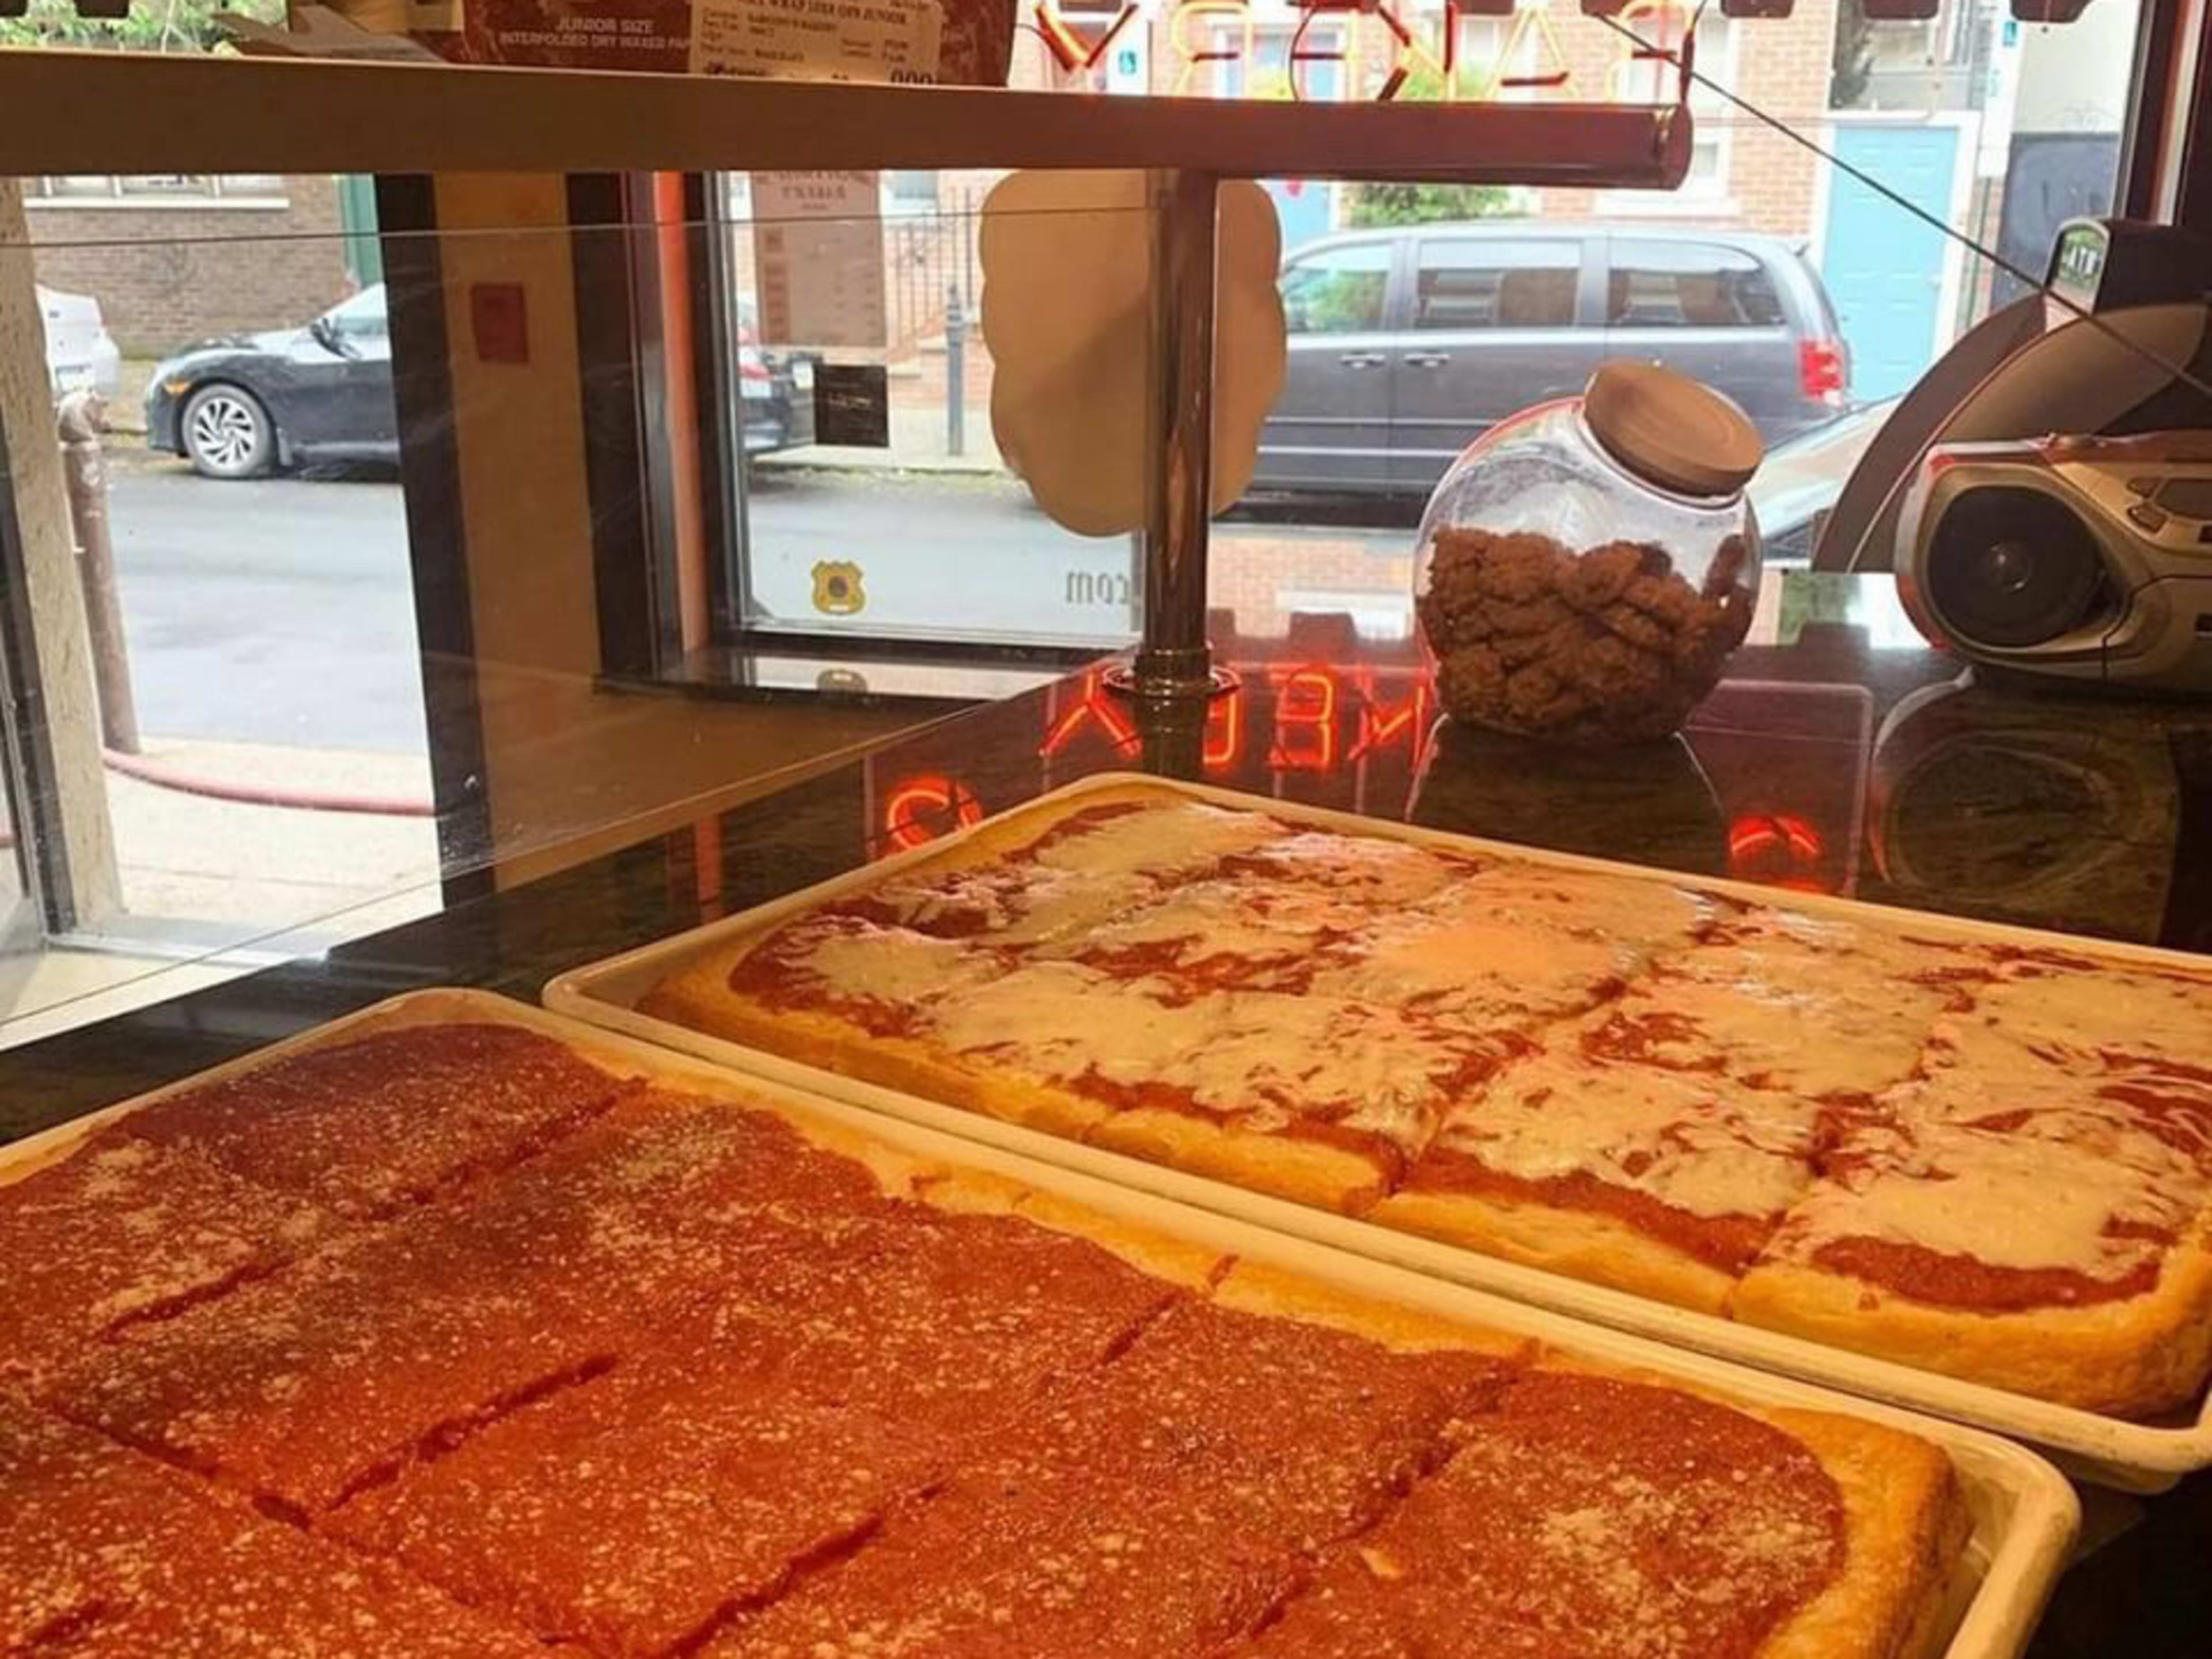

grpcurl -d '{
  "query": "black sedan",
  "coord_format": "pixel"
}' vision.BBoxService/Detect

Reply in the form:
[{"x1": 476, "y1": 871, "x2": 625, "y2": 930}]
[{"x1": 148, "y1": 285, "x2": 814, "y2": 480}]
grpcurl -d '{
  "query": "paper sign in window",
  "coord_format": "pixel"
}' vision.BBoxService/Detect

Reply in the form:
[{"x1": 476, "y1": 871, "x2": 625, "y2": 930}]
[
  {"x1": 690, "y1": 0, "x2": 943, "y2": 81},
  {"x1": 752, "y1": 171, "x2": 889, "y2": 350}
]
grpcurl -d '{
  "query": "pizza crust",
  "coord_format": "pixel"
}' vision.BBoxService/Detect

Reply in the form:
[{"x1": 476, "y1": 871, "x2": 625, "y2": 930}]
[
  {"x1": 1211, "y1": 1260, "x2": 1533, "y2": 1361},
  {"x1": 642, "y1": 959, "x2": 1116, "y2": 1143},
  {"x1": 1010, "y1": 1188, "x2": 1229, "y2": 1290},
  {"x1": 1086, "y1": 1108, "x2": 1391, "y2": 1213},
  {"x1": 1757, "y1": 1406, "x2": 1974, "y2": 1659},
  {"x1": 1372, "y1": 1185, "x2": 1740, "y2": 1316},
  {"x1": 1730, "y1": 1231, "x2": 2212, "y2": 1419}
]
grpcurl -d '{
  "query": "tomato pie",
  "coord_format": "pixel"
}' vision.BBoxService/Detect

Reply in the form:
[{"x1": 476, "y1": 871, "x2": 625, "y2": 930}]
[
  {"x1": 642, "y1": 782, "x2": 2212, "y2": 1416},
  {"x1": 3, "y1": 1015, "x2": 1964, "y2": 1659}
]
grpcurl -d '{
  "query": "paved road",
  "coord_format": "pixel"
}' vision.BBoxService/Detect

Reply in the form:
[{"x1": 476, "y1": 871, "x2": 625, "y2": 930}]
[
  {"x1": 106, "y1": 464, "x2": 1407, "y2": 751},
  {"x1": 109, "y1": 467, "x2": 426, "y2": 753}
]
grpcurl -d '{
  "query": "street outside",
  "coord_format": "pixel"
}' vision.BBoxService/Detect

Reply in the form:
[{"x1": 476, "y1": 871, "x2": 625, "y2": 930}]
[
  {"x1": 105, "y1": 459, "x2": 1412, "y2": 751},
  {"x1": 75, "y1": 453, "x2": 1410, "y2": 982}
]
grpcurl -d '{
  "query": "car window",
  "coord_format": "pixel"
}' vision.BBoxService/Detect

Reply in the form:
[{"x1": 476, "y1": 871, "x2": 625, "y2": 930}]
[
  {"x1": 324, "y1": 285, "x2": 388, "y2": 339},
  {"x1": 1607, "y1": 243, "x2": 1785, "y2": 328},
  {"x1": 1414, "y1": 240, "x2": 1579, "y2": 330},
  {"x1": 1279, "y1": 245, "x2": 1392, "y2": 335}
]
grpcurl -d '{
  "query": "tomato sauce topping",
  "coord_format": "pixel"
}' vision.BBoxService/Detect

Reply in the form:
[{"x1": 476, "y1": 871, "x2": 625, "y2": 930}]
[
  {"x1": 1810, "y1": 1234, "x2": 2164, "y2": 1311},
  {"x1": 1245, "y1": 1371, "x2": 1847, "y2": 1659}
]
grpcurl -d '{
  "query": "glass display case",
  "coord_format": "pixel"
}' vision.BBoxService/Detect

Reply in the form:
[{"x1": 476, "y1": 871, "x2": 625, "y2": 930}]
[{"x1": 1, "y1": 10, "x2": 2207, "y2": 1654}]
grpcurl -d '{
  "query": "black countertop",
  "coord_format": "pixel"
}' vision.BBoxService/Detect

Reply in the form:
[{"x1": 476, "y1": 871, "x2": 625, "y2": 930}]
[{"x1": 5, "y1": 571, "x2": 2210, "y2": 1656}]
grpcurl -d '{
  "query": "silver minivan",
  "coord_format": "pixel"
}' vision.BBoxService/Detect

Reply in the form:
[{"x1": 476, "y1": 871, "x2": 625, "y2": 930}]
[{"x1": 1255, "y1": 224, "x2": 1851, "y2": 497}]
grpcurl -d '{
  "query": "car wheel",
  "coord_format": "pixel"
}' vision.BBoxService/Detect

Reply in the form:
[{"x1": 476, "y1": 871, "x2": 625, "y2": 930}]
[{"x1": 181, "y1": 384, "x2": 275, "y2": 479}]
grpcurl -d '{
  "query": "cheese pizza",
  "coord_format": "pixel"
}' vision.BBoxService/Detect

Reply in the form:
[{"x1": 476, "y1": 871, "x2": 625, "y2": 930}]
[
  {"x1": 3, "y1": 1017, "x2": 1967, "y2": 1659},
  {"x1": 641, "y1": 781, "x2": 2212, "y2": 1417}
]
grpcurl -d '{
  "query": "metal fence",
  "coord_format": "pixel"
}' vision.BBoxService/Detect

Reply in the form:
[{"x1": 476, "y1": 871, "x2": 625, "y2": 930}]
[{"x1": 885, "y1": 188, "x2": 978, "y2": 354}]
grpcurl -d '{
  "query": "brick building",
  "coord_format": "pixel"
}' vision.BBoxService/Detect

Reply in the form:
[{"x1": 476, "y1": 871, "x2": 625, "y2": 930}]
[
  {"x1": 1008, "y1": 0, "x2": 1842, "y2": 241},
  {"x1": 25, "y1": 173, "x2": 355, "y2": 356}
]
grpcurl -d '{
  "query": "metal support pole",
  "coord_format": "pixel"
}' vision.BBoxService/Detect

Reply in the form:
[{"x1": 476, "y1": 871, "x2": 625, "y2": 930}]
[
  {"x1": 945, "y1": 281, "x2": 966, "y2": 459},
  {"x1": 56, "y1": 392, "x2": 139, "y2": 756},
  {"x1": 1107, "y1": 168, "x2": 1236, "y2": 707}
]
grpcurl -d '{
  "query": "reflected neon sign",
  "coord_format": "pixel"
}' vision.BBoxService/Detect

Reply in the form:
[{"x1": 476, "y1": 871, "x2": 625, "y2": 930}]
[
  {"x1": 883, "y1": 774, "x2": 986, "y2": 852},
  {"x1": 1034, "y1": 661, "x2": 1433, "y2": 776}
]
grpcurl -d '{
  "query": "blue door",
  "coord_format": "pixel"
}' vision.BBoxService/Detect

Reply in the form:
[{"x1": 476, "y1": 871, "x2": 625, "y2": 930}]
[{"x1": 1821, "y1": 124, "x2": 1963, "y2": 401}]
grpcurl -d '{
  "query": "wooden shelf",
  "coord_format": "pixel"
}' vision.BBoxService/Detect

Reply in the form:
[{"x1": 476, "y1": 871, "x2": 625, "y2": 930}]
[{"x1": 0, "y1": 50, "x2": 1688, "y2": 188}]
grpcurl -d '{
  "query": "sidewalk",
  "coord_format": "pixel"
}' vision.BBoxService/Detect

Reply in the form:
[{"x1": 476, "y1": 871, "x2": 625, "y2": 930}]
[
  {"x1": 103, "y1": 737, "x2": 440, "y2": 935},
  {"x1": 1, "y1": 739, "x2": 443, "y2": 1051}
]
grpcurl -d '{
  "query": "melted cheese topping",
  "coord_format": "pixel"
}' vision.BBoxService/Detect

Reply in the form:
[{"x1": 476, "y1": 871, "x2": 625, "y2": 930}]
[
  {"x1": 1592, "y1": 966, "x2": 1941, "y2": 1099},
  {"x1": 1934, "y1": 962, "x2": 2212, "y2": 1081},
  {"x1": 927, "y1": 964, "x2": 1471, "y2": 1155},
  {"x1": 1328, "y1": 881, "x2": 1643, "y2": 1022},
  {"x1": 1428, "y1": 1050, "x2": 1819, "y2": 1224},
  {"x1": 1452, "y1": 865, "x2": 1715, "y2": 954},
  {"x1": 1775, "y1": 1074, "x2": 2212, "y2": 1278},
  {"x1": 1025, "y1": 800, "x2": 1279, "y2": 878},
  {"x1": 1040, "y1": 877, "x2": 1361, "y2": 959},
  {"x1": 1220, "y1": 830, "x2": 1472, "y2": 906},
  {"x1": 776, "y1": 923, "x2": 998, "y2": 1006}
]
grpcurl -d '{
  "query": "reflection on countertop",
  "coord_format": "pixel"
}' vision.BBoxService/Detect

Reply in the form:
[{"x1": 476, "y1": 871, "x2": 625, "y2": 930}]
[
  {"x1": 10, "y1": 572, "x2": 2212, "y2": 1143},
  {"x1": 0, "y1": 573, "x2": 2208, "y2": 1659}
]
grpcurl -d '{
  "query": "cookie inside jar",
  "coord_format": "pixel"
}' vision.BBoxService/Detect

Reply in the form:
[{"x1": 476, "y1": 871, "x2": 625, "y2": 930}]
[{"x1": 1412, "y1": 361, "x2": 1766, "y2": 748}]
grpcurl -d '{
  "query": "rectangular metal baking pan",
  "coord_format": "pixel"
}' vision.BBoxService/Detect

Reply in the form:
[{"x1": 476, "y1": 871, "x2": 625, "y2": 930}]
[
  {"x1": 7, "y1": 988, "x2": 2080, "y2": 1659},
  {"x1": 547, "y1": 771, "x2": 2212, "y2": 1490}
]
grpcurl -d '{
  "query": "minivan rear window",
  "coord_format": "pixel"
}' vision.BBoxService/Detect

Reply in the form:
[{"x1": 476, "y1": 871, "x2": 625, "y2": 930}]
[
  {"x1": 1607, "y1": 241, "x2": 1786, "y2": 329},
  {"x1": 1415, "y1": 240, "x2": 1578, "y2": 331}
]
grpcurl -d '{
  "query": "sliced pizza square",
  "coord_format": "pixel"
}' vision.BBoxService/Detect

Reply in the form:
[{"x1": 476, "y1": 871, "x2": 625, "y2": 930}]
[
  {"x1": 994, "y1": 1293, "x2": 1511, "y2": 1555},
  {"x1": 1928, "y1": 949, "x2": 2212, "y2": 1087},
  {"x1": 332, "y1": 1344, "x2": 937, "y2": 1659},
  {"x1": 1235, "y1": 1368, "x2": 1963, "y2": 1659},
  {"x1": 0, "y1": 1393, "x2": 541, "y2": 1658},
  {"x1": 706, "y1": 1455, "x2": 1298, "y2": 1659},
  {"x1": 1580, "y1": 904, "x2": 1984, "y2": 1101},
  {"x1": 1439, "y1": 857, "x2": 1722, "y2": 959},
  {"x1": 1379, "y1": 1042, "x2": 1825, "y2": 1313},
  {"x1": 446, "y1": 1089, "x2": 911, "y2": 1319},
  {"x1": 0, "y1": 1134, "x2": 332, "y2": 1387},
  {"x1": 35, "y1": 1210, "x2": 632, "y2": 1516},
  {"x1": 1735, "y1": 1068, "x2": 2212, "y2": 1415},
  {"x1": 115, "y1": 1022, "x2": 630, "y2": 1217},
  {"x1": 1319, "y1": 880, "x2": 1658, "y2": 1029},
  {"x1": 767, "y1": 1206, "x2": 1186, "y2": 1437}
]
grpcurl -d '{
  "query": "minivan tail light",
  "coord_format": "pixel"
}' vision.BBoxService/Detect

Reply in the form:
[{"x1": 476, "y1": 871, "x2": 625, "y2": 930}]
[{"x1": 1800, "y1": 338, "x2": 1849, "y2": 406}]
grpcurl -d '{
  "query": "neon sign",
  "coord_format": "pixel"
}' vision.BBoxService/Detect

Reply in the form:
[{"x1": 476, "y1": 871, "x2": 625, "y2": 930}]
[{"x1": 1028, "y1": 0, "x2": 1699, "y2": 103}]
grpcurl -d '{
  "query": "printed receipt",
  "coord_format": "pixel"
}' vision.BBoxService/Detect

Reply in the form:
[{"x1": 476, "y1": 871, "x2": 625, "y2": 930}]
[{"x1": 691, "y1": 0, "x2": 944, "y2": 82}]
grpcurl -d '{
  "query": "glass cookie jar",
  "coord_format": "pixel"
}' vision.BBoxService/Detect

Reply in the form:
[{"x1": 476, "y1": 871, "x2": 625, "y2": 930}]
[{"x1": 1411, "y1": 360, "x2": 1763, "y2": 747}]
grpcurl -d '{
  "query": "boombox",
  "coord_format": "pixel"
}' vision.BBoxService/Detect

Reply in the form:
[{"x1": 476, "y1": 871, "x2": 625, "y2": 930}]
[{"x1": 1895, "y1": 432, "x2": 2212, "y2": 692}]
